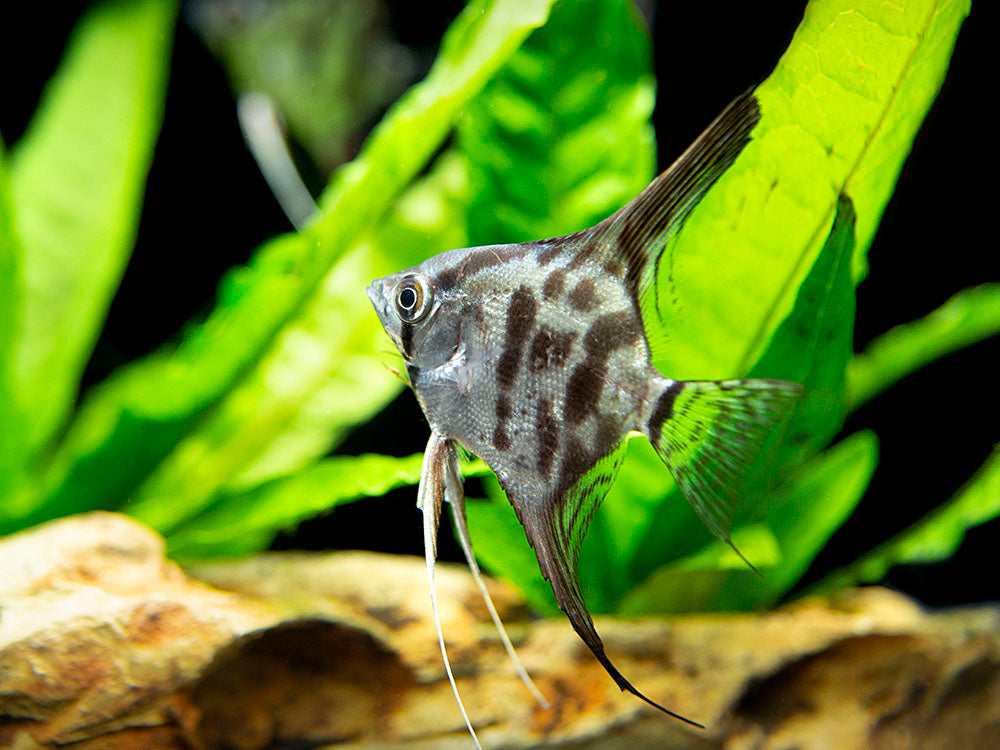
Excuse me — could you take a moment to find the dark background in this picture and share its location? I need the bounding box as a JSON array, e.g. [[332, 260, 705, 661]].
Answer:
[[2, 1, 995, 607]]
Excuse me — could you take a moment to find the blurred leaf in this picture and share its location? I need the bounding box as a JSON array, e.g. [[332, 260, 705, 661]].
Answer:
[[620, 431, 878, 614], [192, 0, 416, 172], [847, 284, 1000, 412], [0, 138, 24, 497], [127, 154, 472, 535], [11, 0, 553, 534], [814, 448, 1000, 593], [459, 0, 655, 244], [7, 0, 176, 464], [167, 452, 492, 560], [221, 152, 471, 493], [653, 0, 969, 380]]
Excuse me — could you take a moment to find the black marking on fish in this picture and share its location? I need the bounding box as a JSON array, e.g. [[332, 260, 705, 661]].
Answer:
[[536, 397, 559, 476], [564, 362, 606, 426], [543, 267, 567, 299], [497, 286, 537, 392], [494, 395, 512, 451], [583, 311, 642, 355], [400, 322, 414, 359], [529, 326, 576, 372], [648, 380, 684, 448], [435, 266, 459, 292], [569, 278, 597, 312]]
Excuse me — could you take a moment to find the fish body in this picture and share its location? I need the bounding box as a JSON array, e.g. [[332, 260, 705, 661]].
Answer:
[[367, 92, 800, 739]]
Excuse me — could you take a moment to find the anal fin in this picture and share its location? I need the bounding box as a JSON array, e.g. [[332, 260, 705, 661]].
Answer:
[[513, 440, 704, 728]]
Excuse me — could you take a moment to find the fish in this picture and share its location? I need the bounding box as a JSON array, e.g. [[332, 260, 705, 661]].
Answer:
[[367, 90, 801, 745]]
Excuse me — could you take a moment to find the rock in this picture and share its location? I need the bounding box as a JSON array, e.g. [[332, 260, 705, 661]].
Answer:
[[1, 512, 998, 749]]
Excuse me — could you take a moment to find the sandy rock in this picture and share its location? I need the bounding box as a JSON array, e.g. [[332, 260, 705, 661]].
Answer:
[[1, 512, 998, 749]]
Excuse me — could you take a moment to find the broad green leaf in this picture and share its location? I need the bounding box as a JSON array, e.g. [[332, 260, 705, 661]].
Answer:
[[748, 194, 857, 467], [125, 0, 554, 533], [653, 0, 970, 380], [0, 138, 24, 497], [459, 0, 655, 244], [847, 284, 1000, 412], [814, 448, 1000, 593], [167, 452, 492, 560], [130, 156, 470, 534], [620, 431, 878, 614], [11, 0, 553, 534], [7, 0, 176, 462]]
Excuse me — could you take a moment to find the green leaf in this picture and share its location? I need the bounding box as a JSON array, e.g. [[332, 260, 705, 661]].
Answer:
[[620, 431, 878, 614], [167, 452, 492, 560], [847, 284, 1000, 412], [748, 193, 857, 467], [127, 154, 472, 535], [651, 0, 970, 380], [11, 0, 553, 534], [0, 138, 25, 497], [7, 0, 177, 463], [814, 448, 1000, 593], [459, 0, 655, 244]]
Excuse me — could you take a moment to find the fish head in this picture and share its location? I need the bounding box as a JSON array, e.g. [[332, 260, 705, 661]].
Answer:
[[366, 260, 465, 374]]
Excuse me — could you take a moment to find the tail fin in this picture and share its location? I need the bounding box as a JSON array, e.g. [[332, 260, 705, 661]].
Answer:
[[643, 377, 801, 559]]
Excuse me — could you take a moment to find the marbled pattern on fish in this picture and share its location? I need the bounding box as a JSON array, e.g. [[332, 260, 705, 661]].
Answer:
[[367, 91, 801, 740]]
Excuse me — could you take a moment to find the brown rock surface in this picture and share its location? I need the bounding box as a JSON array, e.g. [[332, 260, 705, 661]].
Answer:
[[1, 512, 997, 749]]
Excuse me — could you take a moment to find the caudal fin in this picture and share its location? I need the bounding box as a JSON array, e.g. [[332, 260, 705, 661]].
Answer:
[[643, 377, 801, 554]]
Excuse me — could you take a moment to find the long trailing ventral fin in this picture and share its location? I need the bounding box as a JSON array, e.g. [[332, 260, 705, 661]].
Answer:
[[443, 442, 550, 709], [418, 433, 482, 749], [418, 432, 549, 749]]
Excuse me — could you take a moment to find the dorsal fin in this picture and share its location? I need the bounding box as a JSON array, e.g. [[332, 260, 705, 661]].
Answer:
[[593, 91, 760, 309]]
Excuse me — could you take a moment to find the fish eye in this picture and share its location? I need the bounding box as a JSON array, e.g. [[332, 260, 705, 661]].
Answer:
[[394, 274, 432, 323]]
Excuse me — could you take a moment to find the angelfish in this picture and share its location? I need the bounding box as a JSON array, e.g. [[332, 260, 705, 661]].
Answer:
[[367, 91, 800, 744]]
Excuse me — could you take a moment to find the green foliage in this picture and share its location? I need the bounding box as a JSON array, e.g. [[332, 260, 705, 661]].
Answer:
[[814, 448, 1000, 593], [0, 0, 992, 620], [846, 284, 1000, 411], [620, 431, 878, 614], [4, 0, 176, 512], [459, 0, 655, 244], [0, 0, 555, 537]]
